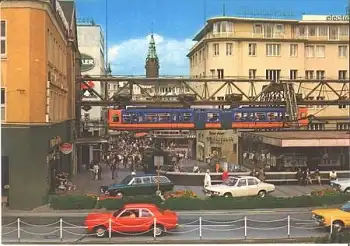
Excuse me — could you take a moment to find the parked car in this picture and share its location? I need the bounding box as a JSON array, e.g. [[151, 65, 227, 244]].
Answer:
[[330, 179, 350, 193], [85, 203, 178, 237], [204, 176, 275, 198], [100, 174, 174, 198], [312, 201, 350, 232]]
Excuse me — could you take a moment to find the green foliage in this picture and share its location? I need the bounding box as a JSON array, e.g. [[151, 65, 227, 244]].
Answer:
[[49, 195, 97, 210], [48, 193, 350, 211]]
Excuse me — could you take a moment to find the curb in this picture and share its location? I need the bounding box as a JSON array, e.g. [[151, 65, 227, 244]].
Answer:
[[1, 237, 322, 244], [1, 206, 324, 217]]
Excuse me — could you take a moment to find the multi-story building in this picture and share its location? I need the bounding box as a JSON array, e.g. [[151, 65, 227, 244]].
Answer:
[[187, 15, 349, 163], [1, 0, 80, 209], [77, 20, 107, 165]]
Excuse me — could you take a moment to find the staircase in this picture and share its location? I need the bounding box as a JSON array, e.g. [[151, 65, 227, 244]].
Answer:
[[283, 83, 299, 128]]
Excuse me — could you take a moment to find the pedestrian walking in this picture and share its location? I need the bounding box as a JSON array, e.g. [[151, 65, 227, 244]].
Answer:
[[110, 162, 116, 180], [204, 169, 211, 188]]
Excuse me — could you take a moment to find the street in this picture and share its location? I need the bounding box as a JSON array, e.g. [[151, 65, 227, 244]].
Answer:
[[1, 210, 328, 243]]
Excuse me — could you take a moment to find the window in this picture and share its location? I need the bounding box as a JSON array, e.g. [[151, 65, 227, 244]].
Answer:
[[207, 112, 219, 122], [264, 24, 273, 38], [213, 43, 219, 56], [339, 26, 348, 36], [315, 45, 325, 57], [253, 24, 262, 34], [210, 69, 215, 77], [305, 70, 314, 79], [119, 209, 139, 218], [266, 69, 281, 82], [266, 44, 281, 56], [248, 43, 256, 56], [290, 44, 298, 57], [275, 24, 284, 34], [237, 179, 247, 187], [316, 96, 325, 108], [249, 69, 256, 79], [247, 178, 258, 186], [1, 88, 5, 121], [308, 26, 316, 36], [305, 45, 315, 58], [338, 45, 348, 57], [140, 209, 153, 218], [226, 43, 232, 55], [142, 177, 152, 184], [152, 176, 170, 183], [308, 123, 325, 131], [226, 22, 233, 32], [298, 26, 306, 36], [318, 26, 328, 36], [290, 70, 298, 80], [329, 26, 338, 40], [199, 50, 202, 62], [217, 69, 224, 79], [132, 177, 143, 185], [316, 70, 325, 80], [338, 70, 347, 80], [1, 20, 6, 55]]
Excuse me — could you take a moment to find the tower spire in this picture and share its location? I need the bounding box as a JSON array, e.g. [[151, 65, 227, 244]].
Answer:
[[145, 26, 159, 78]]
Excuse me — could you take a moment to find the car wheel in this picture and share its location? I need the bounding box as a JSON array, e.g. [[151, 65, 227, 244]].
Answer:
[[223, 193, 232, 198], [258, 190, 266, 198], [153, 224, 164, 237], [344, 188, 350, 193], [94, 225, 107, 238], [332, 220, 344, 232]]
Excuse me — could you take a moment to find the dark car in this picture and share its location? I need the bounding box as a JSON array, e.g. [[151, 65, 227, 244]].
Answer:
[[100, 174, 174, 198]]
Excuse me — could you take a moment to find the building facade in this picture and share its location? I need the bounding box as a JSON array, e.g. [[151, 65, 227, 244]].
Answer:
[[76, 21, 107, 165], [187, 15, 349, 163], [1, 0, 80, 209]]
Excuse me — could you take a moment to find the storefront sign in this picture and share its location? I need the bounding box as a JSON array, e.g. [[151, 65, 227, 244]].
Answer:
[[60, 143, 73, 154], [81, 54, 95, 72]]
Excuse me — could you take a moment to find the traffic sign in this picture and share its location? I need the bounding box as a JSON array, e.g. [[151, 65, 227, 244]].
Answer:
[[60, 143, 73, 155]]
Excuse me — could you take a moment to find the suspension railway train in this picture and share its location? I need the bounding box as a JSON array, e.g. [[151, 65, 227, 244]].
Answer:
[[107, 107, 308, 130]]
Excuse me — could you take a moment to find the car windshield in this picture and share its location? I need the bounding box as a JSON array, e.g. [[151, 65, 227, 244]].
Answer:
[[113, 208, 124, 217], [120, 175, 133, 185], [340, 202, 350, 212], [223, 178, 238, 186]]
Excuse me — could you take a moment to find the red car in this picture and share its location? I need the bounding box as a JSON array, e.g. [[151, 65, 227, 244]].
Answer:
[[84, 203, 178, 237]]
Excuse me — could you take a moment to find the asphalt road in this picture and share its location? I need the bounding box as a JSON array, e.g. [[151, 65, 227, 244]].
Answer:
[[1, 210, 328, 243]]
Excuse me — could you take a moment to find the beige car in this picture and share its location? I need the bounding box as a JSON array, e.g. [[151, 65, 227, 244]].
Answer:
[[204, 176, 275, 198]]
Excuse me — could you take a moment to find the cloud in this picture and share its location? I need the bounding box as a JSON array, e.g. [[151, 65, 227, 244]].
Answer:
[[108, 34, 196, 76]]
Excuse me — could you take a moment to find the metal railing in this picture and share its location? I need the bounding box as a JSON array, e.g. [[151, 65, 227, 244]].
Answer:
[[1, 216, 334, 243]]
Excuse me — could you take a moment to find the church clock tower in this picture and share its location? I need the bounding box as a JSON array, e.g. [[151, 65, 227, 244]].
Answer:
[[145, 34, 159, 78]]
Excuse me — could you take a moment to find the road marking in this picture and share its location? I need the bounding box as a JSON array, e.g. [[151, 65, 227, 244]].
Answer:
[[55, 226, 88, 229]]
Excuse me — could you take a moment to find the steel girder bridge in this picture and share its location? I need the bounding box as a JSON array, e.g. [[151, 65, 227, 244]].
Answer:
[[75, 76, 350, 139]]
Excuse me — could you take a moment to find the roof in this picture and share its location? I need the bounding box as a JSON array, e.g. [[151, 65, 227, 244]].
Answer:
[[247, 131, 350, 140], [59, 0, 74, 26], [123, 203, 157, 209]]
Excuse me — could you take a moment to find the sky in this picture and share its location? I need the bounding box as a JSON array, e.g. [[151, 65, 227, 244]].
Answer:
[[75, 0, 349, 75]]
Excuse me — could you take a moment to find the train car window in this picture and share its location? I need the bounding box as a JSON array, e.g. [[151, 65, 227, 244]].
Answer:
[[172, 113, 177, 121], [279, 112, 285, 121], [112, 114, 119, 122], [181, 112, 192, 122], [267, 112, 278, 121], [144, 113, 158, 122], [242, 112, 248, 121], [158, 113, 171, 122], [234, 112, 242, 121], [207, 113, 219, 122], [123, 113, 131, 123], [255, 112, 266, 121], [248, 112, 255, 121], [131, 113, 139, 123]]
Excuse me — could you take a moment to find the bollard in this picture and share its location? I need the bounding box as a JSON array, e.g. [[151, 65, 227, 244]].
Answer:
[[153, 217, 157, 239], [17, 218, 20, 243], [59, 218, 63, 242], [330, 216, 333, 234], [244, 216, 247, 239], [287, 215, 290, 238], [199, 217, 202, 240], [108, 218, 112, 241]]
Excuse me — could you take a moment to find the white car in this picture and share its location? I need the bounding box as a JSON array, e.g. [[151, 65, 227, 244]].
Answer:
[[204, 176, 275, 198], [330, 178, 350, 193]]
